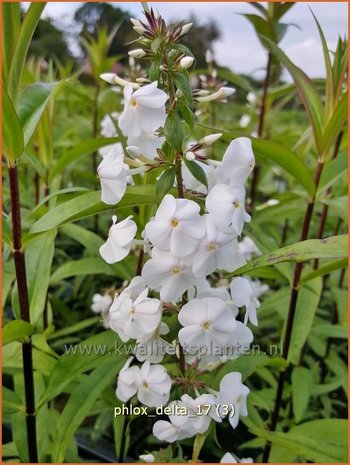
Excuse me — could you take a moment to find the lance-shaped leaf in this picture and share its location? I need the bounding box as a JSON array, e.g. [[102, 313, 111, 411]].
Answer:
[[252, 138, 316, 195], [18, 82, 63, 147], [226, 235, 348, 278], [2, 86, 24, 162], [261, 36, 324, 152], [7, 2, 46, 103], [2, 2, 21, 87], [319, 90, 348, 155]]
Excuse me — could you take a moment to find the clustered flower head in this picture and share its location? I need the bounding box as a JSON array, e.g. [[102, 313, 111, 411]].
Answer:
[[92, 8, 269, 462]]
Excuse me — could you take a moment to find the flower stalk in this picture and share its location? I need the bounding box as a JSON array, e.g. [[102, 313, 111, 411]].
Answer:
[[9, 164, 38, 463], [263, 159, 325, 462]]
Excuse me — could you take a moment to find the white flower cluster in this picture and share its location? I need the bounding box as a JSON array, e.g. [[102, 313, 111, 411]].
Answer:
[[95, 74, 267, 454]]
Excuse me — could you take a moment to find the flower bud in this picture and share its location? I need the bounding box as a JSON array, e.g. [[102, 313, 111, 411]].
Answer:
[[220, 87, 235, 97], [100, 73, 140, 89], [179, 22, 193, 37], [139, 454, 155, 463], [126, 146, 143, 158], [128, 48, 146, 59], [130, 18, 143, 28], [186, 151, 196, 161], [202, 133, 223, 146], [205, 50, 213, 64], [180, 56, 194, 69], [133, 26, 147, 35], [195, 86, 235, 103]]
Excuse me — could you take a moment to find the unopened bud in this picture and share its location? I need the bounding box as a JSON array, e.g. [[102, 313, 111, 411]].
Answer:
[[202, 133, 222, 146], [130, 18, 142, 27], [179, 22, 193, 37], [126, 146, 143, 158], [196, 86, 235, 103], [128, 48, 146, 59], [205, 50, 213, 64], [133, 26, 146, 35], [186, 151, 196, 161], [100, 73, 140, 89], [180, 56, 194, 69], [196, 90, 210, 97], [136, 77, 150, 83]]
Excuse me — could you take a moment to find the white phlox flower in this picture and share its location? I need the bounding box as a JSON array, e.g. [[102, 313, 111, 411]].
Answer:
[[139, 454, 155, 463], [180, 393, 220, 432], [192, 214, 246, 277], [127, 131, 165, 160], [119, 82, 167, 137], [100, 112, 119, 137], [249, 279, 269, 299], [178, 297, 237, 353], [152, 400, 196, 442], [109, 288, 162, 341], [97, 149, 127, 205], [116, 359, 171, 407], [224, 321, 254, 360], [144, 194, 206, 258], [91, 293, 112, 313], [230, 277, 260, 326], [135, 322, 174, 363], [142, 248, 197, 303], [217, 372, 250, 429], [99, 215, 137, 264], [206, 184, 250, 235], [221, 138, 255, 188]]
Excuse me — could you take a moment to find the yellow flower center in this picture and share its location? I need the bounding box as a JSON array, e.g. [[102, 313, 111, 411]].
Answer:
[[143, 382, 149, 389], [130, 97, 138, 108], [170, 217, 180, 228], [129, 306, 136, 317], [207, 241, 218, 251], [201, 320, 211, 331], [171, 266, 182, 275], [232, 200, 240, 208]]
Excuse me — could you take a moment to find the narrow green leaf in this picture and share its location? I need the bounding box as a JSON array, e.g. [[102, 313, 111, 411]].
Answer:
[[2, 320, 35, 346], [287, 278, 322, 364], [261, 37, 324, 150], [164, 110, 185, 153], [8, 2, 46, 103], [173, 72, 192, 104], [49, 137, 121, 180], [18, 82, 62, 146], [252, 138, 315, 195], [2, 2, 21, 87], [60, 223, 103, 255], [40, 330, 125, 405], [2, 85, 24, 162], [52, 357, 124, 462], [30, 185, 157, 234], [300, 258, 348, 285], [184, 159, 208, 190], [255, 419, 348, 462], [49, 257, 132, 283], [320, 90, 348, 155], [227, 235, 347, 278], [291, 366, 313, 423], [157, 166, 176, 199]]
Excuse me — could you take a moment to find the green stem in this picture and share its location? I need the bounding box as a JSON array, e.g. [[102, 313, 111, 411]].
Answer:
[[9, 163, 38, 463]]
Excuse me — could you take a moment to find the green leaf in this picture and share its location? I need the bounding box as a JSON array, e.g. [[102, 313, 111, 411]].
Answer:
[[252, 138, 315, 195], [291, 366, 313, 423], [226, 235, 348, 278], [164, 111, 185, 153], [49, 137, 121, 180], [300, 258, 348, 285], [60, 223, 103, 255], [18, 82, 62, 146], [243, 14, 277, 43], [287, 277, 322, 364], [311, 324, 348, 340], [256, 419, 348, 462], [2, 2, 21, 87], [157, 166, 176, 199], [261, 37, 324, 150], [173, 72, 192, 104], [184, 159, 208, 190], [30, 185, 157, 234], [52, 357, 124, 462], [2, 320, 35, 346], [2, 85, 24, 162], [320, 91, 348, 155], [8, 2, 46, 103], [49, 257, 133, 283], [40, 330, 124, 404]]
